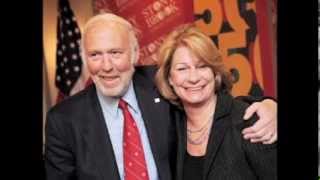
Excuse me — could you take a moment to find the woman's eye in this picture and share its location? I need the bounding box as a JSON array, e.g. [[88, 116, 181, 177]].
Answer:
[[198, 64, 208, 69], [176, 67, 187, 71]]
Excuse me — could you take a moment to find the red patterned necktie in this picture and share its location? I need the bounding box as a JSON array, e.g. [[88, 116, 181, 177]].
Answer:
[[118, 99, 150, 180]]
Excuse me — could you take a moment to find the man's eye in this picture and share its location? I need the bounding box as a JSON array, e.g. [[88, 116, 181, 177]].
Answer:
[[88, 52, 103, 61], [110, 50, 123, 55], [89, 52, 101, 57], [109, 50, 123, 58], [111, 51, 121, 54]]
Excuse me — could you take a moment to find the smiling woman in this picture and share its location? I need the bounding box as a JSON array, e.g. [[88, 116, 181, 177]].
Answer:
[[155, 24, 233, 107], [155, 24, 277, 180]]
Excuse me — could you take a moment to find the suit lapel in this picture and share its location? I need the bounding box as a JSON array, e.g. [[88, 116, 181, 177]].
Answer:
[[132, 70, 171, 180], [202, 93, 233, 179], [81, 85, 120, 180]]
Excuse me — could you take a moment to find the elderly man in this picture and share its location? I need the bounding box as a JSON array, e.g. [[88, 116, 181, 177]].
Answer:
[[45, 13, 277, 180]]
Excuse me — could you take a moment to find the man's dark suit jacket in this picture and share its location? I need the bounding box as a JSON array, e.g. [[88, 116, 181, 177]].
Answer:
[[174, 92, 277, 180], [45, 66, 177, 180]]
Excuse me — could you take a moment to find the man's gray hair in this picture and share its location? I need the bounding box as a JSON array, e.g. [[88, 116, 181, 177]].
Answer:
[[80, 13, 140, 65]]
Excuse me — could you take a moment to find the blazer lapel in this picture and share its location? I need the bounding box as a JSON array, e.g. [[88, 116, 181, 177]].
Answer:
[[81, 85, 120, 180], [175, 109, 187, 180], [202, 93, 233, 180]]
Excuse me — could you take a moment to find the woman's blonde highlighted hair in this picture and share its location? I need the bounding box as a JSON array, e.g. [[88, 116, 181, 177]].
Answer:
[[155, 23, 233, 105]]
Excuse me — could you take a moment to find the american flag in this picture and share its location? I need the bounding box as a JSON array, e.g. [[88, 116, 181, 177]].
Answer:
[[55, 0, 90, 103]]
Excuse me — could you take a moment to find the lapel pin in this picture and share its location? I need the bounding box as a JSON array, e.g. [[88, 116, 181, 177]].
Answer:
[[154, 98, 160, 103]]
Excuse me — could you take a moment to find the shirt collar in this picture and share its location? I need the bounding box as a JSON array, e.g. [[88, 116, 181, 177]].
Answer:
[[96, 81, 139, 117], [121, 81, 139, 113]]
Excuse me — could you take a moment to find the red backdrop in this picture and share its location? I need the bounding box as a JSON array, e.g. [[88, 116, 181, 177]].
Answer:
[[93, 0, 276, 98]]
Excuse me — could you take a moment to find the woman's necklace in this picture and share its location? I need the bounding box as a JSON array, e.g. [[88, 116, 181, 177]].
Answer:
[[187, 126, 211, 145], [187, 115, 213, 133], [187, 114, 214, 145], [187, 112, 214, 133]]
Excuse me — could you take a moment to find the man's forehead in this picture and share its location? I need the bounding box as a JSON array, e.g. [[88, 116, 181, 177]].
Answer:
[[86, 20, 129, 34], [84, 23, 130, 45], [84, 25, 130, 51]]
